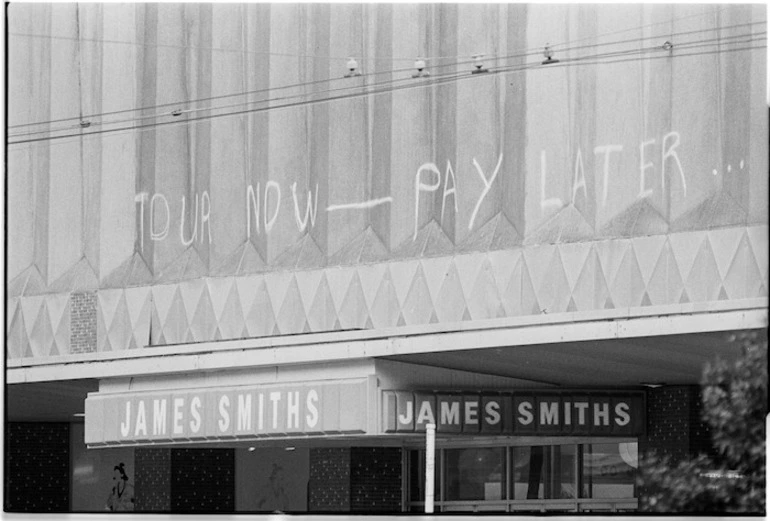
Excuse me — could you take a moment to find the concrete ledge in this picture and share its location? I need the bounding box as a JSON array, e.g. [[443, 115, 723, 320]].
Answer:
[[6, 299, 768, 384]]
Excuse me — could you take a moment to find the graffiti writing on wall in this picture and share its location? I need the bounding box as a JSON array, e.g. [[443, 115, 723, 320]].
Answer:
[[133, 131, 707, 250]]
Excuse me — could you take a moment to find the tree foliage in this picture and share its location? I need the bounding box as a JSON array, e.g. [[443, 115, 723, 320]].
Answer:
[[639, 331, 767, 513]]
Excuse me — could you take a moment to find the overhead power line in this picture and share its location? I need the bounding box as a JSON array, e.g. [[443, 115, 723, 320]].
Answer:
[[7, 36, 765, 147], [7, 19, 765, 135], [7, 3, 732, 62]]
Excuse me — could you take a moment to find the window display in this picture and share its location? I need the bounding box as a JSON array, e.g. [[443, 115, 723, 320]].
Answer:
[[408, 441, 638, 512]]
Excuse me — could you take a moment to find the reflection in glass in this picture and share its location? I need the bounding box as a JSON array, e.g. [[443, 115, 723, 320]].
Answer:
[[512, 446, 544, 499], [553, 444, 577, 499], [445, 448, 505, 500], [581, 442, 638, 499], [408, 449, 441, 502], [511, 446, 577, 500]]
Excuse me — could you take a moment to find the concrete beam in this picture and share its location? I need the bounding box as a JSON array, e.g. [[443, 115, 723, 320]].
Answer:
[[6, 299, 767, 384]]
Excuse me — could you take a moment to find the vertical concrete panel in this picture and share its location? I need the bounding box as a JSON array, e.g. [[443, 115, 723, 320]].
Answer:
[[524, 5, 570, 234], [307, 4, 331, 253], [79, 4, 103, 275], [100, 4, 140, 281], [20, 3, 52, 283], [210, 4, 247, 271], [327, 4, 367, 256], [6, 147, 35, 282], [718, 5, 753, 217], [748, 5, 769, 224], [244, 3, 271, 262], [185, 3, 213, 270], [456, 4, 500, 242], [48, 4, 84, 285], [388, 4, 430, 250], [593, 6, 645, 230], [567, 4, 598, 230], [432, 4, 459, 238], [135, 4, 157, 270], [7, 6, 47, 282], [500, 4, 528, 237], [368, 3, 392, 248], [266, 4, 308, 262], [669, 5, 722, 222], [152, 4, 191, 273], [640, 4, 674, 223]]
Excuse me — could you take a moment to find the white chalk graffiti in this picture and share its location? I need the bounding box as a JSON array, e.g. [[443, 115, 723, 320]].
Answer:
[[414, 163, 442, 240], [150, 193, 170, 242], [290, 182, 319, 232], [246, 182, 281, 238], [639, 139, 656, 199], [326, 197, 393, 212], [134, 130, 696, 251], [134, 190, 211, 251], [539, 131, 687, 214], [594, 144, 624, 207], [468, 154, 503, 231], [661, 131, 687, 198]]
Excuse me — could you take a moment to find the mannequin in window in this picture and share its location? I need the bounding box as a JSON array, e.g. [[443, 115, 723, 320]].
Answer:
[[106, 462, 135, 511]]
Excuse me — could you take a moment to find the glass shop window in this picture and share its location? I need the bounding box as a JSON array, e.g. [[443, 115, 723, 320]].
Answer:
[[407, 449, 441, 506], [581, 442, 638, 499], [510, 445, 577, 500], [445, 448, 505, 501]]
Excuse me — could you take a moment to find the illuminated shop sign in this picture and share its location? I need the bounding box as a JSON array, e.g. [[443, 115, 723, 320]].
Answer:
[[382, 391, 644, 436], [85, 380, 369, 447]]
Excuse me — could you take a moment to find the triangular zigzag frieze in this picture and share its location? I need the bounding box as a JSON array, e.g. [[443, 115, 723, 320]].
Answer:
[[217, 281, 245, 340], [609, 247, 646, 309], [295, 270, 325, 315], [30, 300, 53, 358], [189, 284, 217, 342], [125, 287, 151, 350], [645, 242, 685, 306], [276, 276, 307, 336], [307, 274, 339, 333], [7, 302, 27, 359], [369, 269, 399, 329], [107, 292, 132, 352], [245, 277, 277, 338], [434, 261, 466, 323], [162, 287, 191, 345], [401, 263, 433, 325], [467, 257, 501, 320], [338, 271, 369, 330], [723, 233, 763, 300], [685, 238, 721, 302]]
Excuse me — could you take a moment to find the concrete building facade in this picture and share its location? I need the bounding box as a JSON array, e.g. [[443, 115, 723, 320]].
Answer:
[[5, 3, 768, 513]]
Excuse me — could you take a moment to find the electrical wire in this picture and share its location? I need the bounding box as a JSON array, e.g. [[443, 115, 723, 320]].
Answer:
[[8, 36, 765, 147], [8, 36, 765, 146], [8, 17, 763, 132], [7, 3, 733, 63], [8, 28, 763, 140], [549, 4, 729, 49]]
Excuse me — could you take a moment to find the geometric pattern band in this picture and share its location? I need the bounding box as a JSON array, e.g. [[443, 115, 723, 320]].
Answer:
[[6, 225, 768, 360]]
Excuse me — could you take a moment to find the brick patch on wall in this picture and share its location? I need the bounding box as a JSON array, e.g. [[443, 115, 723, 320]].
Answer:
[[641, 385, 715, 464], [350, 447, 402, 513], [642, 386, 692, 463], [134, 448, 171, 512], [639, 385, 717, 511], [4, 422, 70, 512], [308, 448, 351, 512], [171, 449, 235, 512], [70, 292, 97, 353]]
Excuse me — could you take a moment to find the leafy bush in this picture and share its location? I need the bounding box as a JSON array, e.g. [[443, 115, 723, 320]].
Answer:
[[639, 331, 767, 513]]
